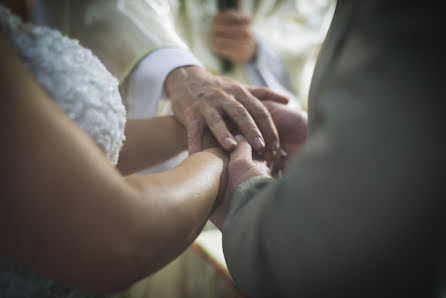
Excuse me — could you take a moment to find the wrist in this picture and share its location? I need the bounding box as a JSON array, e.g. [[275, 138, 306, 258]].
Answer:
[[202, 147, 229, 165], [202, 147, 229, 208], [164, 65, 203, 97]]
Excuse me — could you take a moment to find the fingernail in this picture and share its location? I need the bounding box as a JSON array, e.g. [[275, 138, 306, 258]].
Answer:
[[224, 137, 237, 147], [235, 135, 245, 143], [279, 148, 288, 157], [253, 136, 265, 150], [270, 140, 279, 150]]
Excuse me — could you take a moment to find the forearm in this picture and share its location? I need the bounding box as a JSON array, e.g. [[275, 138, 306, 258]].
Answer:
[[125, 148, 228, 274], [0, 36, 228, 293], [117, 117, 221, 175], [117, 117, 187, 175]]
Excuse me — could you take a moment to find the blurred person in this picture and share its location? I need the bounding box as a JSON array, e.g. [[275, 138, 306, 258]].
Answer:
[[211, 1, 446, 297], [0, 5, 235, 297], [210, 0, 334, 107], [28, 0, 333, 161]]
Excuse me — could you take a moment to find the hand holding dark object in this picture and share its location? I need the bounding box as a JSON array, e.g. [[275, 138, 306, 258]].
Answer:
[[216, 0, 240, 71], [211, 9, 257, 65]]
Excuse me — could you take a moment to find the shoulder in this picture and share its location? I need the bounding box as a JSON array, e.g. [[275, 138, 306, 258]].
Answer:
[[0, 4, 126, 165]]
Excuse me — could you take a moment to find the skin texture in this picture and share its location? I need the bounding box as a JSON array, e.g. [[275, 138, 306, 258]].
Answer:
[[117, 117, 221, 175], [210, 103, 308, 230], [164, 65, 289, 154], [262, 101, 308, 171], [0, 36, 228, 293], [210, 135, 271, 229], [211, 9, 257, 64], [117, 116, 187, 175]]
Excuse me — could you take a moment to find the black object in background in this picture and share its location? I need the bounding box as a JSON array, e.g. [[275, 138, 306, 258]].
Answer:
[[218, 0, 238, 73]]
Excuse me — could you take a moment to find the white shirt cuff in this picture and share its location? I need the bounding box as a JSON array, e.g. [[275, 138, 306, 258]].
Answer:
[[126, 47, 202, 119]]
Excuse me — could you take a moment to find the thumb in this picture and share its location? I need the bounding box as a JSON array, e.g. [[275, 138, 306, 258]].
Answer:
[[230, 135, 252, 162]]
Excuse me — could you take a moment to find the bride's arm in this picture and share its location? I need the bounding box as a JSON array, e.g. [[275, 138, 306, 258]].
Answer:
[[117, 117, 220, 175], [0, 36, 227, 292], [117, 117, 187, 175]]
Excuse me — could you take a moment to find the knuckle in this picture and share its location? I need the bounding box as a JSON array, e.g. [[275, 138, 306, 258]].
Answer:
[[197, 90, 207, 99], [229, 159, 251, 172], [228, 84, 245, 96], [220, 76, 234, 86], [199, 101, 211, 115], [206, 112, 223, 129], [184, 106, 196, 120], [233, 104, 249, 118], [253, 105, 271, 121], [199, 99, 209, 110], [207, 87, 226, 99]]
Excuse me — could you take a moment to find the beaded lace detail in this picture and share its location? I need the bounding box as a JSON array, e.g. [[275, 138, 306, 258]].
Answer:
[[0, 4, 126, 165]]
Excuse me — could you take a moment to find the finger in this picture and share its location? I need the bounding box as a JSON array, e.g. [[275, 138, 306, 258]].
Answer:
[[211, 36, 250, 52], [262, 150, 273, 165], [200, 100, 237, 151], [230, 135, 252, 162], [220, 95, 265, 152], [229, 86, 280, 151], [213, 10, 250, 27], [248, 87, 289, 104], [211, 34, 256, 64], [211, 25, 251, 39], [210, 37, 238, 55], [185, 111, 204, 154]]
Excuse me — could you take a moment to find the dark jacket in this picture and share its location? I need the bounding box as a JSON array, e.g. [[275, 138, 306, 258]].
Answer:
[[222, 1, 446, 297]]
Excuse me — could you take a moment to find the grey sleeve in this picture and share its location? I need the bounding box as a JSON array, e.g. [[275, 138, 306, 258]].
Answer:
[[222, 2, 445, 296]]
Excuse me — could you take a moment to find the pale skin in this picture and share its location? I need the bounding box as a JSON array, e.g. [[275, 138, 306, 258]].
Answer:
[[117, 116, 187, 175], [0, 36, 228, 293], [165, 65, 289, 154]]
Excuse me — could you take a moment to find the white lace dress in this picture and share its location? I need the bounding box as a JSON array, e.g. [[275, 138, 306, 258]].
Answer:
[[0, 5, 126, 297]]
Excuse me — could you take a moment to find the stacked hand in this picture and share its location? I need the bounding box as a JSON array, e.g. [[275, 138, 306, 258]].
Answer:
[[165, 65, 289, 154], [210, 135, 271, 229], [211, 103, 307, 230]]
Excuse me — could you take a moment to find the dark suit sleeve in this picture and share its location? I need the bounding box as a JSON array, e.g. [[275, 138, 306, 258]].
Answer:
[[222, 2, 445, 297]]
